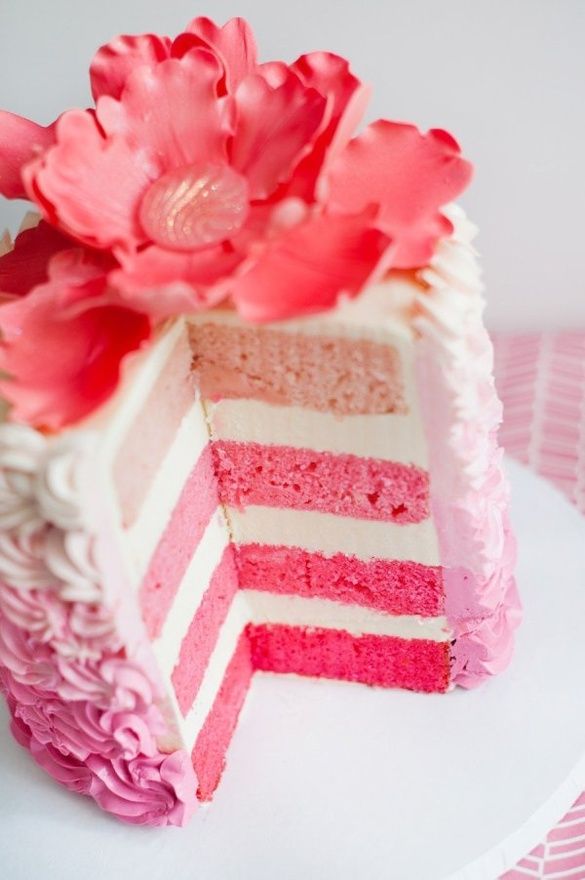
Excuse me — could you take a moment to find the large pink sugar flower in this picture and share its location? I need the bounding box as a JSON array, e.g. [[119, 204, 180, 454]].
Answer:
[[1, 16, 472, 326], [0, 223, 151, 429]]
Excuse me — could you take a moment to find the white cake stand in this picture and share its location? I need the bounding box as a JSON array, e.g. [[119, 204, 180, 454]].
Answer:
[[0, 459, 584, 880]]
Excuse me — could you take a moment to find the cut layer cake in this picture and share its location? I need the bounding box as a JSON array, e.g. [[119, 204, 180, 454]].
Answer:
[[0, 15, 520, 825]]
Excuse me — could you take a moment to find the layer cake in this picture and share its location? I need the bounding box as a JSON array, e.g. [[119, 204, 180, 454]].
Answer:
[[0, 15, 520, 825]]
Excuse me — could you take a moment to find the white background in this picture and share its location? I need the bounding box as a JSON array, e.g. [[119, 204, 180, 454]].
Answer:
[[0, 0, 583, 330]]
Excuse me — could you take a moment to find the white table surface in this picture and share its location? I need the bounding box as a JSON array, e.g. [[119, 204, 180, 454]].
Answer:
[[0, 459, 584, 880]]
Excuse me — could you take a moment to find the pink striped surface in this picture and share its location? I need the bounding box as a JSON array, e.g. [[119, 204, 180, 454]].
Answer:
[[494, 331, 585, 879]]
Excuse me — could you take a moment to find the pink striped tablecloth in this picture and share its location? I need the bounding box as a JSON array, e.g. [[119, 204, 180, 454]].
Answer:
[[493, 331, 585, 880]]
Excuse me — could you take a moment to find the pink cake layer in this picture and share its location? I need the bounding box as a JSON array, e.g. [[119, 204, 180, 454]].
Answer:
[[140, 445, 218, 639], [247, 624, 450, 693], [114, 331, 195, 528], [191, 624, 449, 802], [213, 440, 429, 523], [172, 546, 239, 716], [189, 322, 407, 415], [192, 630, 254, 802], [235, 543, 444, 617]]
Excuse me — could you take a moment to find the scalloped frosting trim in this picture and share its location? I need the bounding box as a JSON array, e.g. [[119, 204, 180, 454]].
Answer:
[[0, 424, 196, 826]]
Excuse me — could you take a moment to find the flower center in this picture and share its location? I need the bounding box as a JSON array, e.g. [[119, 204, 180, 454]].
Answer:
[[139, 164, 249, 251]]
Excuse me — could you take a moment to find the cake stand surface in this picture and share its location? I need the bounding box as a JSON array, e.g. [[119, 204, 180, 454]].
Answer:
[[0, 458, 584, 880]]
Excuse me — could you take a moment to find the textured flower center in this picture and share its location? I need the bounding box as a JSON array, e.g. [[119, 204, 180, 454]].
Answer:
[[139, 164, 249, 251]]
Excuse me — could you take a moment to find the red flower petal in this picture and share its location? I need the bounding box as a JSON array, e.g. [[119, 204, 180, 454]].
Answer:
[[97, 50, 231, 173], [0, 112, 57, 199], [90, 33, 172, 101], [0, 222, 72, 296], [111, 244, 244, 318], [0, 253, 150, 429], [24, 110, 154, 252], [287, 52, 370, 198], [184, 17, 257, 94], [326, 120, 473, 268], [230, 72, 327, 199], [229, 210, 393, 322]]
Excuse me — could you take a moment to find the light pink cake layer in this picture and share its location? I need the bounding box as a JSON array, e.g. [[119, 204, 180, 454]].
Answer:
[[248, 624, 450, 693], [172, 546, 239, 717], [235, 544, 444, 616], [140, 445, 218, 639], [189, 322, 406, 415], [114, 331, 196, 528], [192, 630, 253, 802], [213, 440, 429, 523]]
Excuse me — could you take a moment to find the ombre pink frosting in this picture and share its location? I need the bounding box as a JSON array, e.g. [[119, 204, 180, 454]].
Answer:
[[415, 206, 521, 687], [0, 426, 197, 825]]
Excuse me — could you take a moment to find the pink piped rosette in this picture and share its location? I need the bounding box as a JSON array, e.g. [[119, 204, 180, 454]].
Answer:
[[0, 16, 473, 826]]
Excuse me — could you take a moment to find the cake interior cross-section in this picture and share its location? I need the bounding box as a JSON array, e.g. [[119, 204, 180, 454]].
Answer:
[[75, 228, 518, 803]]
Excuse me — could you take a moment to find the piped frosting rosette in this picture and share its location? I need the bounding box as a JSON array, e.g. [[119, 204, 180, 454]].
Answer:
[[0, 423, 196, 826]]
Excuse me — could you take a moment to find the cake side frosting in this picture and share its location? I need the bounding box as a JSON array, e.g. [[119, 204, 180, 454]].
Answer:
[[0, 424, 198, 825], [0, 12, 517, 827], [415, 206, 521, 686]]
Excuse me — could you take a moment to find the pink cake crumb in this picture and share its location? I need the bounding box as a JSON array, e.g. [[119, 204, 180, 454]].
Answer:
[[213, 440, 429, 523], [172, 546, 239, 716], [192, 631, 254, 801], [248, 624, 450, 693], [114, 332, 196, 528], [189, 322, 406, 415], [236, 544, 444, 616], [140, 445, 218, 639]]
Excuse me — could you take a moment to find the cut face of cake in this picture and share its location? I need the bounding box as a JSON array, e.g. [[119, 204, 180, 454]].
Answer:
[[0, 207, 519, 820], [0, 16, 520, 827]]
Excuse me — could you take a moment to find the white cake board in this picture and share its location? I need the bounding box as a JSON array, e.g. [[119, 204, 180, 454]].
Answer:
[[0, 458, 584, 880]]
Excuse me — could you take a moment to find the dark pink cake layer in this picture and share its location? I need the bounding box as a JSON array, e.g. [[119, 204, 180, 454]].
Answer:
[[189, 321, 406, 415], [248, 624, 450, 693], [172, 546, 239, 717], [192, 631, 254, 802], [114, 330, 196, 528], [213, 440, 429, 523], [235, 544, 444, 616], [140, 445, 218, 639]]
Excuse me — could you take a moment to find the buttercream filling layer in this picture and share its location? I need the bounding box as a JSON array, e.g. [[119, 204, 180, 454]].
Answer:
[[214, 440, 429, 523], [206, 398, 428, 465], [227, 505, 440, 564]]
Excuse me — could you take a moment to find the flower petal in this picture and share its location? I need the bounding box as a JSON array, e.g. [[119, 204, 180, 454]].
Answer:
[[326, 120, 473, 268], [288, 52, 370, 198], [184, 17, 257, 94], [24, 110, 154, 251], [90, 33, 172, 101], [0, 112, 57, 199], [111, 244, 243, 318], [0, 252, 151, 429], [231, 72, 326, 200], [97, 50, 231, 173], [0, 222, 72, 295], [230, 210, 393, 322]]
